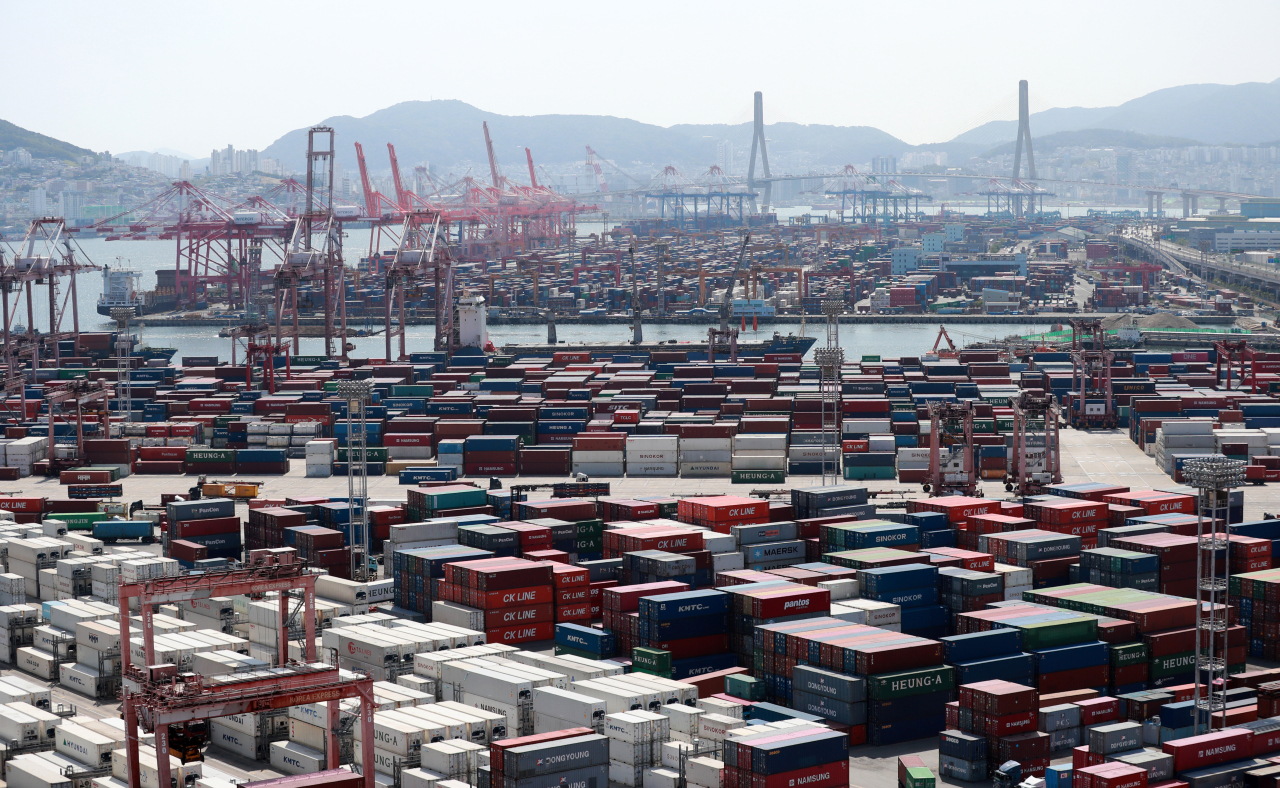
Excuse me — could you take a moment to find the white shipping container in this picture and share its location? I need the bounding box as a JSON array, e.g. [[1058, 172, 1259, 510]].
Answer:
[[208, 721, 261, 761], [627, 463, 677, 477], [8, 758, 72, 788], [269, 741, 325, 776], [532, 687, 606, 728], [288, 719, 328, 752], [56, 721, 115, 766], [18, 647, 57, 679]]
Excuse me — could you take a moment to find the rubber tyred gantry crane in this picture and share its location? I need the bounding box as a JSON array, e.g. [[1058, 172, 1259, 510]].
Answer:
[[120, 558, 376, 788]]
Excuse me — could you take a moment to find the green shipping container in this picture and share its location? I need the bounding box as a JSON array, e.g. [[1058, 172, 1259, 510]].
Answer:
[[845, 467, 895, 480], [862, 355, 881, 363], [424, 487, 488, 511], [187, 448, 236, 463], [55, 512, 104, 531], [725, 674, 765, 702], [1016, 617, 1097, 650], [574, 537, 603, 552], [732, 470, 785, 484], [574, 520, 606, 536], [632, 647, 672, 677], [1150, 651, 1196, 678], [867, 665, 955, 700], [1110, 642, 1147, 667], [290, 356, 329, 366], [554, 645, 602, 661], [904, 767, 936, 788]]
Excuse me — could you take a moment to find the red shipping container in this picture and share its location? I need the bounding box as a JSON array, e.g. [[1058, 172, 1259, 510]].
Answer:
[[549, 565, 590, 588], [486, 621, 554, 645], [0, 497, 44, 513], [171, 516, 241, 538], [751, 587, 831, 619], [647, 633, 731, 660], [555, 603, 592, 621], [478, 585, 554, 609], [556, 587, 590, 605], [1162, 729, 1253, 772], [167, 540, 208, 562], [752, 760, 848, 788], [59, 469, 114, 485], [485, 604, 552, 629], [1075, 697, 1119, 725], [139, 446, 188, 461]]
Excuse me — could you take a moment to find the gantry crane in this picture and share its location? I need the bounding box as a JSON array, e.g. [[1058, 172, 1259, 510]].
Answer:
[[43, 378, 114, 475], [1007, 390, 1062, 496], [1215, 339, 1259, 393], [1066, 318, 1118, 429], [925, 400, 978, 497], [120, 558, 377, 788], [709, 232, 752, 362]]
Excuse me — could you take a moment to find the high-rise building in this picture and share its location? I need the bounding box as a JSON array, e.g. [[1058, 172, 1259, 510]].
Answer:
[[28, 188, 47, 215], [181, 161, 191, 181], [872, 156, 897, 175], [716, 140, 735, 174], [209, 149, 222, 176]]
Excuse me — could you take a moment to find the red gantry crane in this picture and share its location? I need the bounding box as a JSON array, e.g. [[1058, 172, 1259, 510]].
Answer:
[[120, 555, 377, 788]]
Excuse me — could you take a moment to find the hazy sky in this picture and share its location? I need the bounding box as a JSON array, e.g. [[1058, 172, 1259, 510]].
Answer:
[[6, 0, 1279, 157]]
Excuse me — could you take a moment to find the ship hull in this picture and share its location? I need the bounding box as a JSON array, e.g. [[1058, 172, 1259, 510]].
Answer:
[[502, 334, 817, 359], [97, 300, 181, 318]]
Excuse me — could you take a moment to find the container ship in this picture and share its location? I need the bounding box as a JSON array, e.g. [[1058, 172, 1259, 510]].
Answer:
[[96, 264, 182, 318], [501, 331, 817, 359]]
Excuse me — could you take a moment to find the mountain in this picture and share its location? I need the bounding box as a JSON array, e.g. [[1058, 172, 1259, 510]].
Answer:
[[981, 129, 1203, 157], [952, 78, 1280, 147], [261, 100, 908, 173], [0, 119, 95, 161]]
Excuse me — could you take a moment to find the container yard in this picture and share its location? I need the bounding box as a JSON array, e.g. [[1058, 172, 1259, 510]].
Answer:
[[3, 106, 1280, 788]]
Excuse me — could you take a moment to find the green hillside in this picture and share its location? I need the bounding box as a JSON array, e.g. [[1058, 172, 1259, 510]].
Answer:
[[0, 119, 95, 161]]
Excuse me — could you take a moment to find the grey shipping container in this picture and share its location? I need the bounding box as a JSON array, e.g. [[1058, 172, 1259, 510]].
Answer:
[[1038, 704, 1081, 732], [938, 755, 987, 782], [506, 764, 608, 788], [731, 522, 798, 545], [791, 665, 866, 704], [503, 734, 607, 778], [1087, 722, 1142, 755], [1115, 750, 1173, 782], [1178, 758, 1271, 788]]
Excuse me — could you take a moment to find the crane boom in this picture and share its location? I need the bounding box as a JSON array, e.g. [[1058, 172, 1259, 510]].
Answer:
[[525, 148, 538, 189], [719, 233, 752, 332], [483, 122, 501, 188], [354, 142, 379, 217], [387, 143, 410, 209]]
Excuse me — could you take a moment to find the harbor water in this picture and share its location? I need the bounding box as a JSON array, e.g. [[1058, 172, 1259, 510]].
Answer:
[[52, 237, 1055, 361]]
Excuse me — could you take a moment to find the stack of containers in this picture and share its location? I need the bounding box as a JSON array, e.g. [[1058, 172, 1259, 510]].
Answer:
[[305, 440, 333, 478], [463, 435, 519, 477], [792, 485, 871, 518], [551, 563, 592, 626], [498, 730, 609, 788], [724, 723, 849, 788], [791, 663, 867, 732], [679, 427, 732, 479], [677, 496, 769, 532], [941, 629, 1034, 688], [637, 590, 734, 679], [1076, 548, 1160, 591], [436, 439, 465, 472], [166, 497, 240, 563], [941, 680, 1044, 782], [860, 563, 947, 638], [720, 581, 830, 673], [602, 581, 689, 657], [245, 506, 307, 551], [1110, 533, 1199, 598], [573, 434, 625, 477], [625, 436, 678, 477], [439, 558, 554, 645], [979, 530, 1082, 590], [731, 433, 786, 484], [605, 710, 669, 788], [938, 567, 1004, 631]]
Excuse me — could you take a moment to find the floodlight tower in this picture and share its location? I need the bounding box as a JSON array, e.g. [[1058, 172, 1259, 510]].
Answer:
[[339, 379, 373, 581], [111, 308, 134, 423], [1185, 455, 1245, 734], [816, 299, 844, 485]]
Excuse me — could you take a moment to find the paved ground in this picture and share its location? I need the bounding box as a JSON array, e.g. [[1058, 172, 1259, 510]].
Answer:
[[6, 427, 1276, 521]]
